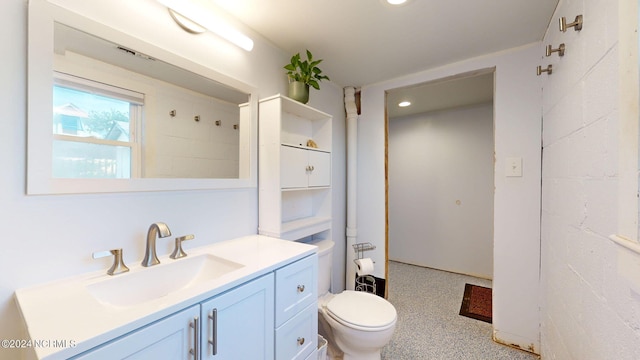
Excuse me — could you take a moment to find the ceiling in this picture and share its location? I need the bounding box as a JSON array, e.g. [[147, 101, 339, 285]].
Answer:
[[386, 70, 494, 118], [211, 0, 559, 87]]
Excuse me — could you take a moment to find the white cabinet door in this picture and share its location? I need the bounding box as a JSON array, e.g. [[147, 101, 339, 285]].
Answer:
[[200, 273, 275, 360], [307, 151, 330, 187], [281, 146, 331, 189], [72, 305, 199, 360], [281, 146, 308, 189]]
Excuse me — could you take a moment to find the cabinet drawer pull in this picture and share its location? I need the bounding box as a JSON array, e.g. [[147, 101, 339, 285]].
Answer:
[[190, 317, 200, 360], [208, 309, 218, 356], [297, 284, 305, 293], [297, 337, 305, 346]]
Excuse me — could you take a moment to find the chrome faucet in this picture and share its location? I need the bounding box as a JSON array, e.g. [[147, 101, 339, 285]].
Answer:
[[141, 222, 172, 267]]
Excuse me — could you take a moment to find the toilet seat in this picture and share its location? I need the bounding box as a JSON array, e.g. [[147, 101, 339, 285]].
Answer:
[[325, 291, 397, 331]]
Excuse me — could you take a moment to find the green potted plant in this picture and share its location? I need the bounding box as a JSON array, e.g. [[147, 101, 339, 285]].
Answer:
[[284, 50, 330, 104]]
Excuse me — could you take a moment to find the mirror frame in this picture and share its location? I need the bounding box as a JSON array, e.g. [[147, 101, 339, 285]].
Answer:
[[27, 0, 258, 194]]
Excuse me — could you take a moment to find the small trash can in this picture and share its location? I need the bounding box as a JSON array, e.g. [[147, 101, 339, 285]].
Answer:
[[317, 334, 328, 360]]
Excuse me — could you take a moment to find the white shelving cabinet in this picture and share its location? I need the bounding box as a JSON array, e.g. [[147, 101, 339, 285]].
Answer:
[[259, 94, 332, 241]]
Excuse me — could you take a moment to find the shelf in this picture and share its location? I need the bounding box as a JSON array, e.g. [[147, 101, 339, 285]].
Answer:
[[258, 216, 331, 241], [259, 94, 331, 121], [281, 186, 331, 192], [280, 216, 332, 241], [281, 143, 331, 154]]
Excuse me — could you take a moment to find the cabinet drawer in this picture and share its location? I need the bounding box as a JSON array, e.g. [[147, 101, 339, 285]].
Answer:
[[275, 254, 318, 326], [275, 303, 318, 360]]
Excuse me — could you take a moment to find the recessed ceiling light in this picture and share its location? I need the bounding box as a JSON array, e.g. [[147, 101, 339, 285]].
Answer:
[[398, 101, 411, 107], [380, 0, 411, 7]]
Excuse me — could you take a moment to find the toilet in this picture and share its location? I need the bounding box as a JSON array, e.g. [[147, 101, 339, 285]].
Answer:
[[314, 239, 397, 360]]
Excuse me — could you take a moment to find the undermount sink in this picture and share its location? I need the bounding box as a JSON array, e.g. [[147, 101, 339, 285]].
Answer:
[[87, 254, 244, 307]]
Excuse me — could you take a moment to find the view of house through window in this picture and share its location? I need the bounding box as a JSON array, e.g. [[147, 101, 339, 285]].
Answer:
[[52, 74, 142, 178]]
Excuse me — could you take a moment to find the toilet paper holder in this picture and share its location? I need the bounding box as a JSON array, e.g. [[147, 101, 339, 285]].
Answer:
[[352, 242, 376, 262], [352, 242, 377, 294]]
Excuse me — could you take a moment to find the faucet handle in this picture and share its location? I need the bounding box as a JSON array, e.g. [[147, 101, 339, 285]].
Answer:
[[93, 249, 130, 276], [170, 235, 195, 259]]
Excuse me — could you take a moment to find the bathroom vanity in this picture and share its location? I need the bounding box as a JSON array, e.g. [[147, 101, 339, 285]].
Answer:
[[14, 235, 318, 360]]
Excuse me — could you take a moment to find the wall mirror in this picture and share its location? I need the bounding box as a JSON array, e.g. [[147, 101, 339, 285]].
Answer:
[[27, 0, 258, 194]]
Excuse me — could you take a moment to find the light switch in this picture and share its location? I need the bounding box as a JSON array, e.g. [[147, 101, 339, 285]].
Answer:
[[506, 157, 523, 177]]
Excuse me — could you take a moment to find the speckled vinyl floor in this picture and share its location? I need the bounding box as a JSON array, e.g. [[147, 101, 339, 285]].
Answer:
[[380, 261, 540, 360]]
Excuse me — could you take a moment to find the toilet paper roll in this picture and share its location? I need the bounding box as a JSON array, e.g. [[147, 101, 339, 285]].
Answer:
[[355, 258, 375, 276]]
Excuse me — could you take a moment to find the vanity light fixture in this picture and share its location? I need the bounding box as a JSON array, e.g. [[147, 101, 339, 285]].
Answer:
[[157, 0, 254, 51], [168, 9, 206, 34], [387, 0, 408, 4], [398, 101, 411, 107]]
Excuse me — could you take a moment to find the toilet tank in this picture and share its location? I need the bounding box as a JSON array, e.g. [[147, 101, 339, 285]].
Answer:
[[313, 239, 334, 296]]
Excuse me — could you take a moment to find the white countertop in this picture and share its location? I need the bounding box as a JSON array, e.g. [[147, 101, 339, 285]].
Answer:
[[14, 235, 317, 360]]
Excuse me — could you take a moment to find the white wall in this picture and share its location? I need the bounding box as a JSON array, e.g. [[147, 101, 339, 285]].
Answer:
[[540, 0, 640, 358], [388, 103, 494, 279], [150, 86, 240, 179], [359, 45, 542, 352], [1, 0, 345, 358]]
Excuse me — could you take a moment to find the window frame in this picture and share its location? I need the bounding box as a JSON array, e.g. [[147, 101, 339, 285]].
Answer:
[[52, 72, 143, 179]]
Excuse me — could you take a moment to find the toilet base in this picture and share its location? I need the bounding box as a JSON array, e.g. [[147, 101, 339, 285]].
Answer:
[[335, 339, 384, 360], [318, 305, 394, 360], [342, 352, 382, 360], [322, 351, 381, 360], [324, 352, 381, 360], [318, 311, 344, 359]]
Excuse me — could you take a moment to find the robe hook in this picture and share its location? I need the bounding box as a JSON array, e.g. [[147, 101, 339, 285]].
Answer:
[[559, 15, 583, 32], [546, 44, 566, 57], [537, 65, 553, 76]]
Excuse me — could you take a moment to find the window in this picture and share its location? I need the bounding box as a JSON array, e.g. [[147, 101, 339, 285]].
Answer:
[[52, 73, 143, 178]]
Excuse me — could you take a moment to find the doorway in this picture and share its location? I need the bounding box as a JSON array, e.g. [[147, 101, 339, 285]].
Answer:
[[384, 69, 496, 284]]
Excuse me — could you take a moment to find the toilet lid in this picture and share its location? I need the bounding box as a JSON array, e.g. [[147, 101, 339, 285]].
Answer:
[[326, 291, 396, 329]]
